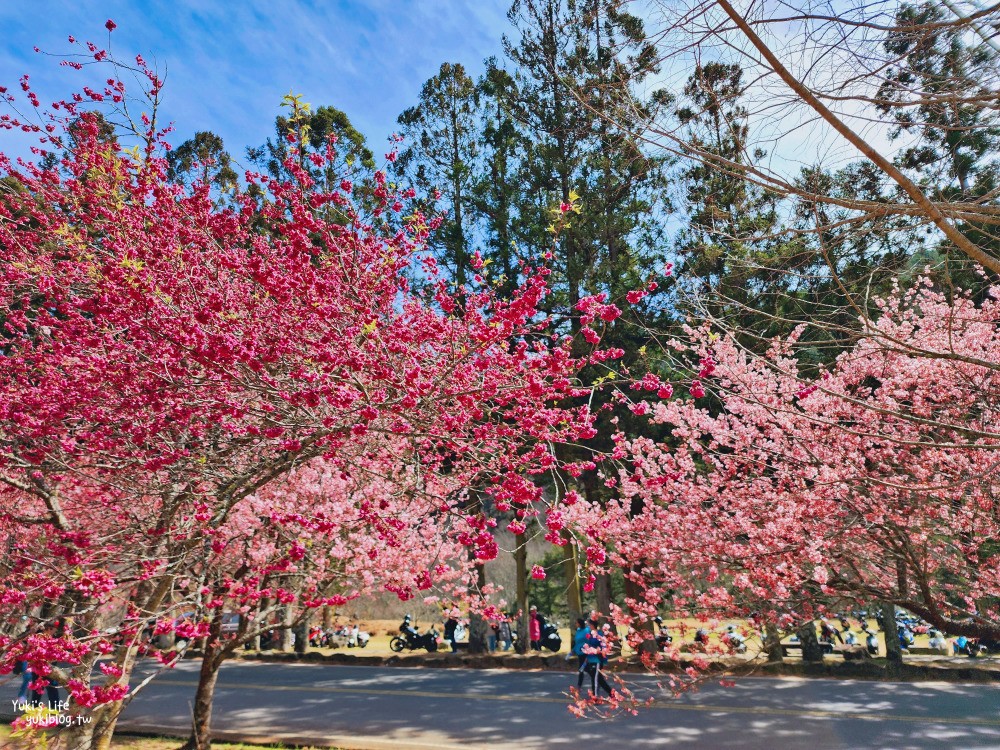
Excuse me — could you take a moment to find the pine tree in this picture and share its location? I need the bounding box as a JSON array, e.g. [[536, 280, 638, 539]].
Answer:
[[249, 96, 374, 193], [167, 131, 238, 194], [396, 63, 480, 288], [503, 0, 672, 624], [674, 63, 783, 310], [503, 0, 670, 322], [473, 62, 527, 299], [878, 1, 1000, 292]]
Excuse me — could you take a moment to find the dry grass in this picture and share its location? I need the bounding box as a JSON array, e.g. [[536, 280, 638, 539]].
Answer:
[[247, 615, 949, 661]]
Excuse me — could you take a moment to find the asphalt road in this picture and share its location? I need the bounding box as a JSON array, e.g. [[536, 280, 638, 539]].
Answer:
[[107, 660, 1000, 750]]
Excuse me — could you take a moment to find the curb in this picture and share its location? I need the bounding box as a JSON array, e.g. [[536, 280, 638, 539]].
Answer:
[[214, 649, 1000, 682]]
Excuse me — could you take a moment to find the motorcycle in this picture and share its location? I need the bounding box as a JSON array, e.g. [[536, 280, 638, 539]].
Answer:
[[347, 626, 369, 648], [326, 625, 352, 648], [653, 616, 672, 651], [390, 621, 439, 653], [309, 626, 328, 648], [897, 626, 915, 650], [864, 630, 879, 655], [954, 635, 991, 657], [723, 627, 747, 654], [540, 622, 561, 652], [978, 638, 1000, 655]]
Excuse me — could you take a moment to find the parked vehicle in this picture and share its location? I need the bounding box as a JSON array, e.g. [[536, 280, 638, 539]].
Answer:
[[326, 625, 352, 648], [977, 638, 1000, 655], [347, 624, 369, 648], [391, 615, 439, 652], [540, 622, 561, 652], [309, 626, 328, 647], [723, 625, 747, 653], [653, 616, 672, 651], [955, 636, 996, 657], [146, 612, 198, 651], [897, 625, 915, 650]]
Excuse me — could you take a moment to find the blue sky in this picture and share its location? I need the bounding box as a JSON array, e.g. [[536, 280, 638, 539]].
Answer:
[[0, 0, 510, 164]]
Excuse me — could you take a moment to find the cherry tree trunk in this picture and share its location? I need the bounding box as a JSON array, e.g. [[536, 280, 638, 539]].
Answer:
[[595, 571, 612, 620], [621, 564, 658, 657], [184, 651, 222, 750], [294, 619, 308, 655], [322, 606, 334, 631], [561, 533, 582, 626], [182, 610, 234, 750], [765, 623, 784, 662], [58, 599, 153, 749], [797, 622, 824, 662], [881, 601, 903, 665], [469, 560, 489, 653], [594, 571, 621, 654], [250, 600, 266, 651], [278, 605, 294, 651], [87, 705, 121, 750], [61, 703, 119, 750]]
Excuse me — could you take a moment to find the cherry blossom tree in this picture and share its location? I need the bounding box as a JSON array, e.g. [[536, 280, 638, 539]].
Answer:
[[0, 35, 609, 748], [179, 443, 471, 749], [583, 275, 1000, 671]]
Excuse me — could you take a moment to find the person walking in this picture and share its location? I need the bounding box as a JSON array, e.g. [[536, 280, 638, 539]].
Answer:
[[444, 612, 459, 653], [15, 660, 31, 707], [31, 621, 62, 708], [529, 606, 542, 651], [498, 615, 513, 651], [582, 619, 613, 699], [487, 619, 498, 653], [572, 618, 588, 691]]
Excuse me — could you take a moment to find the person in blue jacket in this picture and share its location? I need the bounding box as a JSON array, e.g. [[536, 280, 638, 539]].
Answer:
[[582, 619, 613, 698], [572, 618, 588, 690]]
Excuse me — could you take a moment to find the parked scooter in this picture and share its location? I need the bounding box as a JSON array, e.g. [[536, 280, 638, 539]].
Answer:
[[540, 621, 561, 652], [863, 629, 879, 656], [347, 624, 369, 648], [653, 616, 673, 651], [723, 625, 747, 653]]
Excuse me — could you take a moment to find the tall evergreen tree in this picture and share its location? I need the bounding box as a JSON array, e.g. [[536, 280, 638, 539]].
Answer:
[[167, 131, 238, 194], [396, 63, 480, 288], [771, 2, 1000, 361], [503, 0, 670, 324], [503, 0, 672, 624], [675, 63, 777, 300], [503, 0, 593, 319], [878, 1, 1000, 291], [473, 62, 527, 299], [248, 96, 374, 193]]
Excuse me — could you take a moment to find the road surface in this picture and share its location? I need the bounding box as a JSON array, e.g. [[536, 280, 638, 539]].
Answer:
[[109, 660, 1000, 749]]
